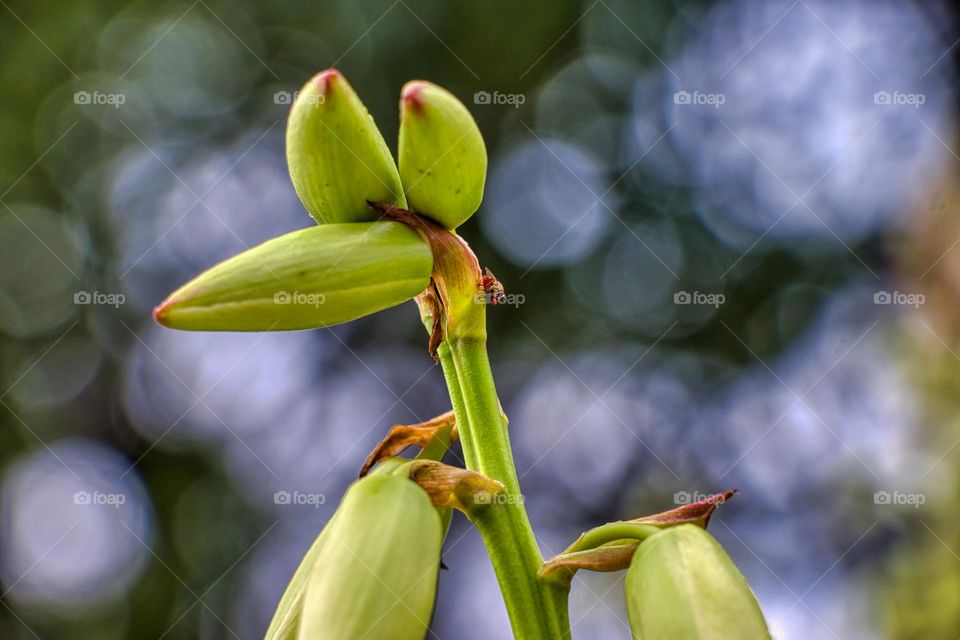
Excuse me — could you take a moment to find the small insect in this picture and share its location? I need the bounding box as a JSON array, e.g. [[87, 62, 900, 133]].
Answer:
[[480, 267, 507, 305]]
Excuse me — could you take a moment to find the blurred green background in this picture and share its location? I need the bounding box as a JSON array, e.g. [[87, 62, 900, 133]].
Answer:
[[2, 0, 960, 638]]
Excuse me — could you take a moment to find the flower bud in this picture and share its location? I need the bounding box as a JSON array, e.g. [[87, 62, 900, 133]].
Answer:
[[625, 525, 770, 640], [539, 491, 736, 588], [264, 512, 337, 640], [398, 81, 487, 229], [296, 474, 442, 640], [153, 221, 432, 331], [287, 69, 406, 224]]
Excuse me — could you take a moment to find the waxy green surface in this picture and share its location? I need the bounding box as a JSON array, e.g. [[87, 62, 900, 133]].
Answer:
[[154, 222, 432, 331], [625, 525, 771, 640], [398, 80, 487, 229], [297, 474, 442, 640], [287, 69, 406, 224]]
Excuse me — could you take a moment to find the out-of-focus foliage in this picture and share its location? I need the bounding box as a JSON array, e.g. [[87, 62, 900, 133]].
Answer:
[[1, 1, 959, 639]]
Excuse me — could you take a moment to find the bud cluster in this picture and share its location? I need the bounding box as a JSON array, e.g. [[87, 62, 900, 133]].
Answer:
[[156, 69, 488, 337], [151, 67, 773, 640]]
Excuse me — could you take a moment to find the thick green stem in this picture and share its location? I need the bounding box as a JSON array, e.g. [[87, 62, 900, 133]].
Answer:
[[438, 339, 570, 639]]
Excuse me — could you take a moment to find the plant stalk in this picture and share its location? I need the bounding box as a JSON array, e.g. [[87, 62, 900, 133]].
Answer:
[[438, 338, 570, 639]]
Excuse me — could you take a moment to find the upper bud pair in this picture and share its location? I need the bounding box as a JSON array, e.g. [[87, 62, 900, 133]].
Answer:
[[287, 69, 486, 230]]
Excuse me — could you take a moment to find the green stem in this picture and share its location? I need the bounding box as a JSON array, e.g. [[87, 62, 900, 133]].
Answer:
[[439, 338, 570, 639]]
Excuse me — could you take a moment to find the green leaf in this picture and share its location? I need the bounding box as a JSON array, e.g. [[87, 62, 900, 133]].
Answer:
[[398, 81, 487, 229], [286, 69, 406, 224], [154, 222, 432, 331], [625, 525, 771, 640]]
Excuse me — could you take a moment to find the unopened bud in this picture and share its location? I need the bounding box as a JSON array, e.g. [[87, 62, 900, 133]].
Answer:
[[398, 81, 487, 229], [266, 474, 442, 640], [154, 222, 431, 331], [625, 525, 770, 640], [287, 69, 406, 224]]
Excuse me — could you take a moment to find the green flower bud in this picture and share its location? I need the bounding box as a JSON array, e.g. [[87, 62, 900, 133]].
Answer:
[[297, 474, 442, 640], [287, 69, 406, 224], [398, 81, 487, 229], [153, 221, 432, 331], [264, 511, 338, 640], [625, 525, 770, 640]]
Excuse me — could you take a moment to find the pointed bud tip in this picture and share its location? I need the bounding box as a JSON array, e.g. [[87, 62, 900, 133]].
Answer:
[[153, 292, 189, 327], [152, 300, 172, 326], [401, 81, 430, 113], [312, 68, 343, 94]]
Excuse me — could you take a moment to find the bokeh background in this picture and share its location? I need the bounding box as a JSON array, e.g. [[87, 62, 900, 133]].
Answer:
[[2, 0, 960, 638]]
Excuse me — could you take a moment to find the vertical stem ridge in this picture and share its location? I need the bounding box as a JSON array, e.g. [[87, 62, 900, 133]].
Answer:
[[440, 338, 569, 639]]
